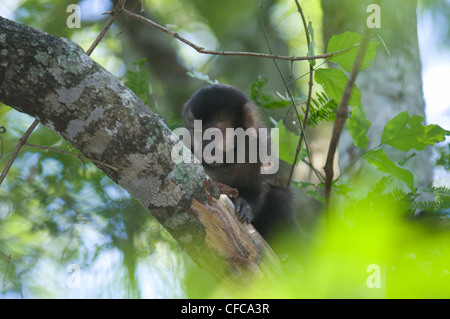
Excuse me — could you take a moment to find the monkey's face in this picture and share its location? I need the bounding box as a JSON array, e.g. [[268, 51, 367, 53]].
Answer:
[[183, 84, 265, 167], [193, 117, 237, 166]]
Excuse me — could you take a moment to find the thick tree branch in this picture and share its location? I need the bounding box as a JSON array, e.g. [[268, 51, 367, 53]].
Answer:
[[0, 17, 280, 287]]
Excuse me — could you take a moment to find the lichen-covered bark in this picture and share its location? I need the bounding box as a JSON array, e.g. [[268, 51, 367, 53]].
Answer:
[[0, 17, 280, 285]]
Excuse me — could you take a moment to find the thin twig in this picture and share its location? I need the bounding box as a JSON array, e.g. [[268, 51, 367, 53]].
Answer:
[[120, 8, 358, 63], [1, 251, 11, 288], [86, 0, 126, 56], [287, 0, 315, 187], [258, 2, 322, 184], [24, 143, 119, 171], [323, 31, 371, 211], [0, 120, 39, 186], [116, 0, 140, 37], [334, 143, 383, 183]]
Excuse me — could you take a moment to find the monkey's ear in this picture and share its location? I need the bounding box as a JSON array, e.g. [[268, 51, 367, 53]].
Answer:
[[243, 101, 265, 129]]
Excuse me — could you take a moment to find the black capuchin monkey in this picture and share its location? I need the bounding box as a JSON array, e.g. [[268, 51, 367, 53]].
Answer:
[[183, 84, 297, 243]]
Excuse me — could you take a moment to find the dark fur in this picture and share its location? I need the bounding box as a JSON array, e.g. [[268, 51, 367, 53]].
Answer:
[[183, 84, 296, 242]]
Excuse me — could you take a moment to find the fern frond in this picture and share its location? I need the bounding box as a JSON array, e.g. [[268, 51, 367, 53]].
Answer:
[[429, 186, 450, 195], [410, 201, 450, 212], [392, 188, 409, 203], [186, 70, 219, 85], [307, 92, 337, 126], [124, 58, 152, 105], [250, 76, 295, 109]]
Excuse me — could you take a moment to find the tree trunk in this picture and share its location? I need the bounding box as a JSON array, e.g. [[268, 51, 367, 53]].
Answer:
[[0, 17, 280, 287]]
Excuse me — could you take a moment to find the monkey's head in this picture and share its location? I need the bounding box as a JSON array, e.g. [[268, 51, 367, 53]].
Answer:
[[182, 84, 265, 166], [183, 84, 249, 130]]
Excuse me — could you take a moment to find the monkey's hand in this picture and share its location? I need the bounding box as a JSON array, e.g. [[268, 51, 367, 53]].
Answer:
[[231, 196, 253, 224]]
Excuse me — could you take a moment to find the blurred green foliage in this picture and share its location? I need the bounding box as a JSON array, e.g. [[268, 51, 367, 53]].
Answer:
[[232, 191, 450, 298], [0, 109, 181, 298], [0, 0, 449, 299]]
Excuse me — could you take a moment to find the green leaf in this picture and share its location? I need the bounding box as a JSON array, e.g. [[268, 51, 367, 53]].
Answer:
[[345, 105, 371, 149], [424, 124, 450, 145], [262, 100, 292, 109], [364, 149, 415, 193], [273, 121, 306, 165], [125, 58, 151, 105], [307, 92, 337, 126], [314, 68, 361, 107], [250, 76, 295, 109], [381, 111, 450, 151], [250, 75, 269, 100], [327, 31, 379, 72], [0, 104, 12, 119], [186, 70, 220, 85]]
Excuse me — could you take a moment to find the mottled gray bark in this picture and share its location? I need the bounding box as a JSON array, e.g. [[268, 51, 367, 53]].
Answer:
[[322, 0, 432, 189], [0, 17, 280, 285]]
